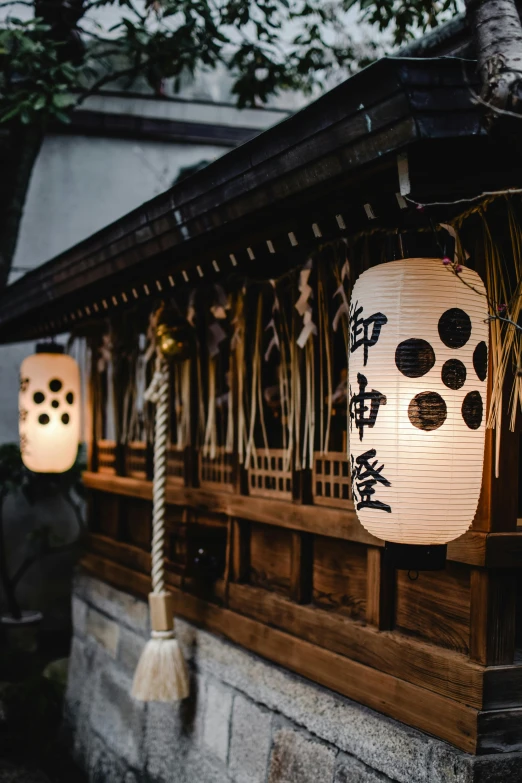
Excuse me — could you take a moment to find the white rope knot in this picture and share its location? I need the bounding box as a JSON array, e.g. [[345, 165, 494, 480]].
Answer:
[[152, 629, 175, 640]]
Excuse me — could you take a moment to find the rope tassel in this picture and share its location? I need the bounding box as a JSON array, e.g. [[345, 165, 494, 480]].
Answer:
[[132, 355, 189, 702]]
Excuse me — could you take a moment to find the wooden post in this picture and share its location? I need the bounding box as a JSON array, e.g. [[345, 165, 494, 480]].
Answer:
[[229, 309, 249, 496], [230, 518, 250, 583], [188, 355, 200, 487], [290, 531, 313, 604], [473, 364, 518, 532], [470, 358, 518, 665], [366, 546, 395, 630], [86, 335, 99, 473], [470, 568, 517, 665]]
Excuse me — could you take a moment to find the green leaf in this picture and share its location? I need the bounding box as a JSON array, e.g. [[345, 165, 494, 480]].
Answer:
[[33, 95, 46, 111], [52, 93, 76, 108], [0, 106, 22, 123], [53, 109, 72, 124]]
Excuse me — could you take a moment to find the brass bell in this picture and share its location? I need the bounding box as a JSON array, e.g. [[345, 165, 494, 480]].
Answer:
[[156, 324, 189, 359]]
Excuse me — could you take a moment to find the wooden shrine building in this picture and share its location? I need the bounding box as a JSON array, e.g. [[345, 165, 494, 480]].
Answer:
[[2, 53, 522, 782]]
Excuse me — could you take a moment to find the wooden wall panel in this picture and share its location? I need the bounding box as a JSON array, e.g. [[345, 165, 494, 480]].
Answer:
[[119, 497, 152, 551], [395, 562, 471, 654], [249, 522, 293, 595], [90, 490, 120, 540], [185, 513, 229, 585], [313, 537, 367, 620]]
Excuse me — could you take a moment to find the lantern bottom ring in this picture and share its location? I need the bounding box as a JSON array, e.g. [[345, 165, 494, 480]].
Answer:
[[383, 542, 447, 572]]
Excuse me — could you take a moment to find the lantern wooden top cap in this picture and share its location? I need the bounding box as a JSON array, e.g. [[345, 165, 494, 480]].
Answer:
[[36, 342, 64, 355]]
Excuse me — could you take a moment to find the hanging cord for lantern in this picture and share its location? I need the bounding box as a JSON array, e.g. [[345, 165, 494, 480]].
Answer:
[[132, 348, 189, 703]]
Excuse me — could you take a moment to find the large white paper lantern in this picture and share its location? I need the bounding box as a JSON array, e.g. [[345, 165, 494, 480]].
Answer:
[[19, 347, 81, 473], [348, 258, 489, 547]]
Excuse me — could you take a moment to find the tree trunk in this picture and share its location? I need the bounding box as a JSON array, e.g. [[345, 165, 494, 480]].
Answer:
[[0, 124, 45, 289], [466, 0, 522, 114]]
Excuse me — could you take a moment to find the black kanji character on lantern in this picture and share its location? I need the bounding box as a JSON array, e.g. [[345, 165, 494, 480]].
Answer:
[[19, 376, 29, 393], [20, 433, 29, 455], [351, 448, 391, 513], [349, 373, 386, 441], [349, 301, 388, 366]]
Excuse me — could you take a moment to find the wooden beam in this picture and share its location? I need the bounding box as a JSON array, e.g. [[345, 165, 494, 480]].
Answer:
[[477, 708, 522, 754], [80, 553, 478, 753], [483, 665, 522, 710], [82, 542, 522, 711], [88, 533, 150, 574], [485, 532, 522, 567], [470, 568, 517, 665], [84, 472, 522, 567], [83, 471, 376, 543], [227, 581, 485, 708]]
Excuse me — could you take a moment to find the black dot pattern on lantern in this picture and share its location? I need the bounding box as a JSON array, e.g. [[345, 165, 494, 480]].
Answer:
[[408, 391, 447, 431], [66, 392, 74, 405], [38, 413, 50, 425], [61, 413, 70, 425], [395, 339, 435, 378], [473, 341, 488, 382], [33, 391, 45, 404], [49, 379, 62, 393], [462, 391, 483, 429], [438, 308, 472, 349], [441, 359, 466, 390], [51, 400, 59, 409]]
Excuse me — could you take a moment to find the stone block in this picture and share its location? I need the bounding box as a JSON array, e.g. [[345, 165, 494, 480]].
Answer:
[[117, 626, 146, 677], [182, 751, 233, 783], [145, 674, 207, 782], [145, 701, 187, 782], [64, 637, 95, 733], [229, 693, 272, 783], [202, 680, 233, 764], [429, 744, 473, 783], [89, 663, 146, 771], [473, 753, 522, 783], [88, 734, 128, 783], [86, 607, 119, 657], [182, 620, 433, 783], [334, 752, 394, 783], [0, 760, 51, 782], [268, 726, 337, 783], [75, 572, 148, 636], [72, 595, 88, 637], [68, 579, 522, 783]]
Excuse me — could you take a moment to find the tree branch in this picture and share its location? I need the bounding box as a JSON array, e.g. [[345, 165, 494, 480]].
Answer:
[[75, 64, 142, 107]]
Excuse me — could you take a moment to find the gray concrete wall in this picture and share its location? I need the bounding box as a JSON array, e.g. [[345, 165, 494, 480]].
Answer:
[[65, 573, 522, 783], [11, 134, 230, 279], [1, 133, 229, 445]]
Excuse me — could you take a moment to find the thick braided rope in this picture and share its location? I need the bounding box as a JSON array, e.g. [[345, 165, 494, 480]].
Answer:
[[145, 356, 170, 594]]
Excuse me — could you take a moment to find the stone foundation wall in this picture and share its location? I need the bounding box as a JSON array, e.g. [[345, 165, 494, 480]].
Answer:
[[64, 573, 522, 783]]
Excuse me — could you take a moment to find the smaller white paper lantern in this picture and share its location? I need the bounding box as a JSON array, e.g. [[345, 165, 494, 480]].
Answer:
[[19, 346, 81, 473], [348, 258, 489, 548]]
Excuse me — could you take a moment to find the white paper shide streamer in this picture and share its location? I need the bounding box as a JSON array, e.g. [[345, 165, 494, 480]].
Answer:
[[348, 258, 489, 545]]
